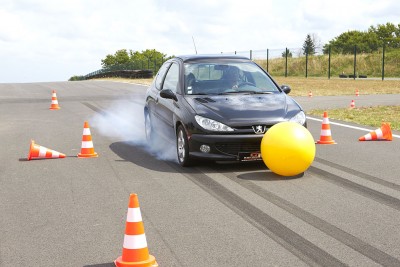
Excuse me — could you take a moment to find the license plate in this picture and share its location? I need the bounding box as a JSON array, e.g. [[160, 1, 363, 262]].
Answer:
[[239, 152, 262, 161]]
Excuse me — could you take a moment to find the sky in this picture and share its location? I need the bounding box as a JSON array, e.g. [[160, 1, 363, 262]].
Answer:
[[0, 0, 399, 83]]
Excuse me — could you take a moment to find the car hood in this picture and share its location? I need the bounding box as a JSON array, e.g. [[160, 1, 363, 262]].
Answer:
[[185, 93, 300, 126]]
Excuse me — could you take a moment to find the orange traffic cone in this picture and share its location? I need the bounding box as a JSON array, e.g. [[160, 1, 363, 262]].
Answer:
[[308, 91, 313, 97], [27, 140, 66, 160], [350, 100, 355, 108], [49, 90, 60, 110], [316, 111, 336, 144], [355, 89, 359, 97], [115, 194, 158, 267], [77, 121, 98, 158], [359, 122, 392, 141]]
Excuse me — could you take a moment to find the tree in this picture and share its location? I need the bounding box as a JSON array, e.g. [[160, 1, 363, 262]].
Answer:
[[322, 22, 400, 54], [282, 49, 292, 58], [101, 48, 172, 70], [369, 22, 400, 48], [101, 49, 130, 68], [302, 34, 316, 55]]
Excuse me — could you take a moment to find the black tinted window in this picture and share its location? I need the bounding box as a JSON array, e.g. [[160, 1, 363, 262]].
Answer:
[[163, 63, 180, 93], [155, 62, 171, 90]]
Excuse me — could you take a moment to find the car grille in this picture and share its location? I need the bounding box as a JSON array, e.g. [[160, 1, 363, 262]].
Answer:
[[215, 141, 261, 156]]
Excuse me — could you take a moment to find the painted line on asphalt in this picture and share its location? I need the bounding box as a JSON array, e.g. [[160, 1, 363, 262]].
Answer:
[[307, 116, 400, 139]]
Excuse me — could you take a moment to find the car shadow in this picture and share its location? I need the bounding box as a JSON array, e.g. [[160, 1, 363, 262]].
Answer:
[[109, 141, 304, 180], [109, 141, 178, 173]]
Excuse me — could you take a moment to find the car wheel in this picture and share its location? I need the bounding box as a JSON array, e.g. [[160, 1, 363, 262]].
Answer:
[[145, 111, 154, 143], [176, 125, 192, 167]]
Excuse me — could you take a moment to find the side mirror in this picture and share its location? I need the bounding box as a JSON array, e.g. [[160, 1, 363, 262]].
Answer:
[[280, 85, 291, 94], [160, 89, 178, 101]]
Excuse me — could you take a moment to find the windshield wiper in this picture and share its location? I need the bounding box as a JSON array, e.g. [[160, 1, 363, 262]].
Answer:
[[218, 90, 273, 95]]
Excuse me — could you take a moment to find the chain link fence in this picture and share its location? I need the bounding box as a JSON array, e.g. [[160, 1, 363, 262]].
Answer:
[[83, 45, 400, 80], [222, 45, 400, 80]]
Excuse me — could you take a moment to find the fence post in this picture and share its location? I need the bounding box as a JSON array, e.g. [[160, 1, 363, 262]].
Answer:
[[328, 45, 331, 79], [382, 44, 385, 81], [266, 49, 269, 73], [305, 47, 308, 78], [353, 45, 357, 80], [285, 48, 288, 77]]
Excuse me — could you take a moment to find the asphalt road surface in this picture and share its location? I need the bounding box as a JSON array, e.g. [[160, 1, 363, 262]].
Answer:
[[1, 81, 400, 267]]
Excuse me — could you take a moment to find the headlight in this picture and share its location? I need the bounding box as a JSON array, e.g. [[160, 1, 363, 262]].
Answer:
[[195, 115, 234, 132], [289, 111, 306, 125]]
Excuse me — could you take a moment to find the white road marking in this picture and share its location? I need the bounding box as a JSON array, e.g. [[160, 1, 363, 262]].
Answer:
[[307, 116, 400, 139]]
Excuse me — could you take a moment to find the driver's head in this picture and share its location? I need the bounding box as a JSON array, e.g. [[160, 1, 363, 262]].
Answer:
[[226, 66, 240, 82]]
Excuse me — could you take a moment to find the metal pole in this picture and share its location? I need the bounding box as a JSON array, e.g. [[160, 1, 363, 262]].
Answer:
[[250, 50, 252, 60], [382, 44, 385, 81], [328, 45, 331, 79], [353, 45, 356, 80], [305, 47, 308, 78], [285, 48, 288, 77], [267, 49, 269, 73]]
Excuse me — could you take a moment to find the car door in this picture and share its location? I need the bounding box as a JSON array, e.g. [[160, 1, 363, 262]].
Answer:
[[147, 61, 170, 118], [155, 62, 180, 134]]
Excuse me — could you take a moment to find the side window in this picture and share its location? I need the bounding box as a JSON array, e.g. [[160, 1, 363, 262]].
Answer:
[[155, 62, 171, 90], [162, 63, 180, 93]]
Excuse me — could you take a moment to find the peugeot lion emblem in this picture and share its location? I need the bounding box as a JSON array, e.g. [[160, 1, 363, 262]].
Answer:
[[252, 125, 266, 134]]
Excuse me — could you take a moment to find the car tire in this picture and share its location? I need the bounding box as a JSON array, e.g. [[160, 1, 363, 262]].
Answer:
[[176, 125, 193, 167], [145, 110, 155, 143]]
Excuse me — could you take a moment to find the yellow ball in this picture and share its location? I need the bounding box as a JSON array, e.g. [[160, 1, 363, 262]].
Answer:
[[261, 122, 315, 176]]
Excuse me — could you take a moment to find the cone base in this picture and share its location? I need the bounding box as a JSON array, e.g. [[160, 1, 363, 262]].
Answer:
[[50, 107, 61, 110], [77, 152, 98, 158], [316, 140, 336, 145], [114, 255, 158, 267]]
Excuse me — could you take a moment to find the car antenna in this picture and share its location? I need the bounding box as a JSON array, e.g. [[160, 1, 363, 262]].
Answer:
[[192, 36, 198, 54]]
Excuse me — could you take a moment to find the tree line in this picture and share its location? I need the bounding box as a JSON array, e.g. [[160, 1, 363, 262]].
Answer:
[[101, 49, 172, 69], [301, 22, 400, 56]]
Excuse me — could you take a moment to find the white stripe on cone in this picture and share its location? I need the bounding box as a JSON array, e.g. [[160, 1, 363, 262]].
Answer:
[[81, 141, 94, 148], [376, 129, 383, 139], [126, 207, 143, 222], [364, 133, 372, 140], [123, 233, 148, 249], [83, 128, 91, 135], [52, 151, 59, 158], [320, 129, 331, 136], [39, 146, 47, 157]]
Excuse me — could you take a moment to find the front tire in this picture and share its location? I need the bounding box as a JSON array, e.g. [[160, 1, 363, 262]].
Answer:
[[176, 125, 192, 167]]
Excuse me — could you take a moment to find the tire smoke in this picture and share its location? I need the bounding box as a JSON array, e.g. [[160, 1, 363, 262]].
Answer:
[[91, 99, 177, 162]]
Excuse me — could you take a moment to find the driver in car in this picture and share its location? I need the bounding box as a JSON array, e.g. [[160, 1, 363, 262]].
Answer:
[[224, 66, 242, 90]]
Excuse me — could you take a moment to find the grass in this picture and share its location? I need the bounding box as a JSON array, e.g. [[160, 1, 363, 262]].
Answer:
[[255, 51, 400, 78], [92, 77, 400, 131], [308, 106, 400, 131], [273, 77, 400, 96]]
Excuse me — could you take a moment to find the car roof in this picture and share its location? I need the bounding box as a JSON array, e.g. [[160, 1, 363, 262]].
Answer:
[[175, 54, 250, 63]]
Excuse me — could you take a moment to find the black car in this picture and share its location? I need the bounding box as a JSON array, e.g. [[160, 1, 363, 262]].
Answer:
[[144, 54, 306, 166]]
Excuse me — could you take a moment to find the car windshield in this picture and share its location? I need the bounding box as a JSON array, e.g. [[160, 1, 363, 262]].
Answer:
[[184, 61, 279, 95]]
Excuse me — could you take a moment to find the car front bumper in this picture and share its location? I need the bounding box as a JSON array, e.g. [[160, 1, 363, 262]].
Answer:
[[188, 133, 264, 161]]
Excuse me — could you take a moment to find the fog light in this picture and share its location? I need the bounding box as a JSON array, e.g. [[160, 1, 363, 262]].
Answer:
[[200, 145, 210, 153]]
